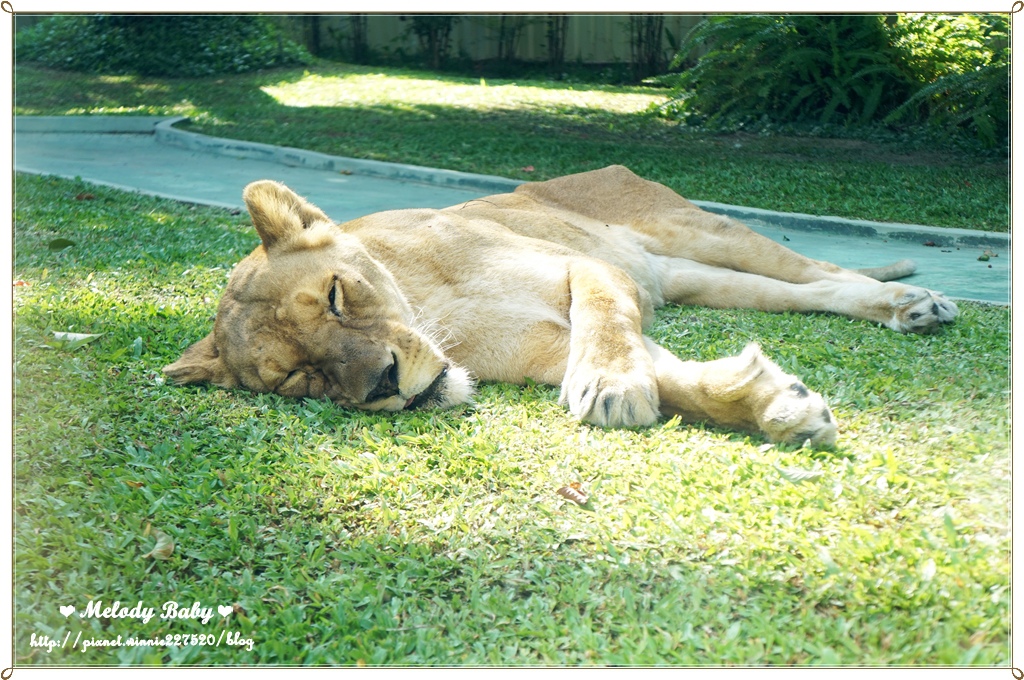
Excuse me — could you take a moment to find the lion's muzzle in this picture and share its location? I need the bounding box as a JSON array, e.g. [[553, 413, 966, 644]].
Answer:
[[405, 365, 450, 410]]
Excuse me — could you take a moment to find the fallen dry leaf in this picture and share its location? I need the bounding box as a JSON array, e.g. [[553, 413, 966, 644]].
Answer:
[[557, 483, 589, 505], [142, 529, 175, 560]]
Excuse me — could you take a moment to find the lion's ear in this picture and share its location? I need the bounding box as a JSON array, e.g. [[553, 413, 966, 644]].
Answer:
[[163, 333, 238, 388], [242, 180, 333, 249]]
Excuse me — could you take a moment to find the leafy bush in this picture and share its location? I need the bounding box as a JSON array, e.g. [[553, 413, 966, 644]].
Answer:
[[884, 14, 1008, 148], [657, 13, 1009, 148], [16, 15, 310, 77], [656, 15, 914, 128]]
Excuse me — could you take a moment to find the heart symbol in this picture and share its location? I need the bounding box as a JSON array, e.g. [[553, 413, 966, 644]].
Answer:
[[59, 605, 75, 618], [218, 605, 233, 618]]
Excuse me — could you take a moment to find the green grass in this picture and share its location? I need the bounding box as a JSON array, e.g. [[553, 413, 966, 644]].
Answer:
[[13, 174, 1009, 666], [13, 62, 1009, 231]]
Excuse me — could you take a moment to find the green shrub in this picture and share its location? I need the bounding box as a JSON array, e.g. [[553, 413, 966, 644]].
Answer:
[[657, 13, 1009, 148], [656, 15, 914, 128], [16, 15, 310, 77], [884, 14, 1008, 148]]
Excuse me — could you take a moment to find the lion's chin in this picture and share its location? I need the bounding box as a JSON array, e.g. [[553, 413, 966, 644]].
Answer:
[[413, 364, 475, 410], [360, 364, 475, 413]]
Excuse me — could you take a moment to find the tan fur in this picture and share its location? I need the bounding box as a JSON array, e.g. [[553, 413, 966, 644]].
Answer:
[[165, 166, 958, 447]]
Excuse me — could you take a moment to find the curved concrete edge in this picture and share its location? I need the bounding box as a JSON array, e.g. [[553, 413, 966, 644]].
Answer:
[[692, 200, 1009, 250], [13, 115, 1010, 249], [14, 115, 171, 133], [15, 171, 246, 211], [153, 117, 524, 196]]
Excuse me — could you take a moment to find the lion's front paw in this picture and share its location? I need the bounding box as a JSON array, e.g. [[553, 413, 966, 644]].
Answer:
[[559, 368, 660, 428], [886, 284, 958, 334]]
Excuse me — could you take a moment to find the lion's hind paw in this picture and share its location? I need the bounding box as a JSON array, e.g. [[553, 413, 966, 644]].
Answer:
[[887, 285, 958, 334], [762, 396, 838, 449]]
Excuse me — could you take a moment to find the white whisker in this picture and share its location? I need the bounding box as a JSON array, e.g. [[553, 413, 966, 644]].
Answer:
[[411, 307, 461, 354]]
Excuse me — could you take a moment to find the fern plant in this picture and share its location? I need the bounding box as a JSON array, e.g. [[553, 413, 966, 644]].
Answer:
[[657, 13, 1009, 148], [884, 14, 1008, 148], [656, 15, 918, 128]]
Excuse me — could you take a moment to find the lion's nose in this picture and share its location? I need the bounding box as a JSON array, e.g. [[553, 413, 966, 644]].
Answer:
[[365, 353, 400, 402]]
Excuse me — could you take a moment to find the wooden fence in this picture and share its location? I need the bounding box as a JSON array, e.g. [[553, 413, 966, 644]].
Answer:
[[277, 14, 704, 72]]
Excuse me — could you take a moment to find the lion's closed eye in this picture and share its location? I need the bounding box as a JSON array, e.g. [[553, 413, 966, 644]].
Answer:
[[328, 278, 342, 318]]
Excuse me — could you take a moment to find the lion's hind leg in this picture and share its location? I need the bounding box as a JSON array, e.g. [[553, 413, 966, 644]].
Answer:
[[637, 208, 893, 285], [657, 256, 956, 333], [855, 259, 917, 281]]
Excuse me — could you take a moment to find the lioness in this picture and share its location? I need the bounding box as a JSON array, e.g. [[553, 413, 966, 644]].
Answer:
[[164, 165, 957, 447]]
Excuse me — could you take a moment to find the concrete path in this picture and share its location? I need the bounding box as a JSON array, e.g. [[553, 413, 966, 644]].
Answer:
[[14, 116, 511, 222], [14, 116, 1009, 304]]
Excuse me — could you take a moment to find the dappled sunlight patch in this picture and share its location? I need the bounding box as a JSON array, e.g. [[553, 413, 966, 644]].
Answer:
[[64, 102, 196, 116], [97, 74, 138, 84], [15, 66, 198, 117], [261, 71, 663, 116], [83, 78, 175, 101], [185, 110, 235, 127]]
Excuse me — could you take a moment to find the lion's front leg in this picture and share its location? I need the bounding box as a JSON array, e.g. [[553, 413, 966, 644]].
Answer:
[[644, 339, 838, 447], [559, 260, 661, 428]]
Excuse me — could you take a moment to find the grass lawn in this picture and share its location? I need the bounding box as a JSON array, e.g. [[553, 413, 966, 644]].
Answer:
[[13, 62, 1009, 231], [12, 164, 1009, 666], [12, 61, 1011, 666]]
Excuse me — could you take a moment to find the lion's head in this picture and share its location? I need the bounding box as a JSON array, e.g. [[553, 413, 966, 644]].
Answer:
[[163, 180, 474, 412]]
